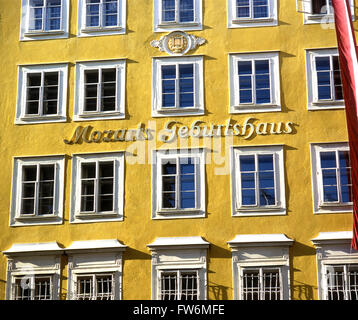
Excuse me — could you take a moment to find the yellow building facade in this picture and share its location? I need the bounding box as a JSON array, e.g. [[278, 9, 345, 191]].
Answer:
[[0, 0, 357, 301]]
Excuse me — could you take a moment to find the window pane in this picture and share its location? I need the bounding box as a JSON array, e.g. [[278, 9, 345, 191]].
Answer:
[[255, 60, 270, 104], [180, 272, 198, 300], [161, 272, 177, 300], [258, 154, 273, 171], [320, 152, 336, 168], [162, 192, 176, 208], [179, 64, 194, 108], [180, 191, 195, 208], [179, 0, 194, 22], [348, 266, 358, 300], [34, 277, 52, 300], [23, 166, 37, 181], [253, 0, 269, 18], [104, 1, 118, 27], [81, 163, 96, 178], [327, 266, 345, 300], [236, 0, 250, 18], [242, 189, 256, 205], [240, 155, 255, 172], [15, 279, 32, 300], [162, 162, 176, 174], [96, 275, 113, 300], [242, 270, 260, 300], [162, 0, 175, 22], [263, 270, 281, 300], [312, 0, 327, 14], [77, 276, 93, 300]]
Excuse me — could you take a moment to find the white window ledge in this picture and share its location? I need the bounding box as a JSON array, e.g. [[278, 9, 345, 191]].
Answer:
[[147, 236, 210, 250], [311, 231, 353, 246], [65, 239, 127, 254], [228, 234, 294, 248], [3, 242, 64, 256]]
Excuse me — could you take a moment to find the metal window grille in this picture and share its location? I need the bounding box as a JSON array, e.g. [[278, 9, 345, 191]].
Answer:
[[161, 157, 197, 210], [85, 0, 119, 28], [80, 160, 114, 213], [25, 71, 59, 116], [326, 264, 358, 300], [14, 276, 53, 300], [20, 163, 55, 216], [241, 268, 282, 300], [84, 68, 117, 113], [159, 270, 199, 300], [29, 0, 62, 32], [76, 274, 114, 300]]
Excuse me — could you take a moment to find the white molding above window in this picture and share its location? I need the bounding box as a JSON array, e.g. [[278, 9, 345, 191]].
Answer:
[[311, 231, 358, 300], [66, 239, 126, 300], [153, 0, 202, 32], [151, 148, 206, 220], [3, 242, 63, 300], [228, 234, 293, 300], [152, 56, 204, 117], [147, 236, 209, 300], [20, 0, 69, 41], [77, 0, 126, 37], [70, 152, 124, 224], [227, 0, 278, 28], [73, 59, 126, 121], [231, 145, 286, 217], [310, 142, 352, 214], [15, 63, 68, 124], [229, 52, 281, 114], [10, 155, 65, 226], [301, 0, 354, 25], [305, 48, 345, 110]]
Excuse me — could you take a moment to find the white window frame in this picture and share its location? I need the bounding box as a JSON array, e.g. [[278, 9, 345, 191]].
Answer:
[[228, 234, 293, 300], [312, 231, 358, 300], [229, 52, 281, 114], [3, 242, 63, 300], [301, 0, 354, 25], [147, 237, 209, 300], [66, 240, 126, 300], [231, 145, 286, 216], [10, 155, 65, 226], [20, 0, 69, 41], [152, 148, 206, 220], [74, 60, 126, 121], [310, 142, 352, 214], [227, 0, 278, 28], [152, 56, 204, 117], [153, 0, 202, 32], [15, 63, 68, 124], [70, 152, 124, 224], [306, 48, 345, 110], [77, 0, 126, 37]]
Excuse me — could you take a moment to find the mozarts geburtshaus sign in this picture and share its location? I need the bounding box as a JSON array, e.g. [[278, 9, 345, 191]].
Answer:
[[64, 118, 295, 144]]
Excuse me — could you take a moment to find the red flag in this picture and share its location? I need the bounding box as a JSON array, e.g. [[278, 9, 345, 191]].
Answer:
[[331, 0, 358, 250]]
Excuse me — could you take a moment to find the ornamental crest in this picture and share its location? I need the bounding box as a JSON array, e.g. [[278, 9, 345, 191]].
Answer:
[[150, 31, 206, 56]]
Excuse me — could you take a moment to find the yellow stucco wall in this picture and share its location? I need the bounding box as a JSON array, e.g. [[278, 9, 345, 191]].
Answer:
[[0, 0, 355, 300]]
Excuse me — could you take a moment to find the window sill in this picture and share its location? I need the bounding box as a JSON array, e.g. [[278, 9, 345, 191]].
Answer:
[[157, 22, 199, 28], [81, 26, 123, 33], [15, 214, 57, 221], [153, 107, 204, 117], [24, 30, 65, 36], [234, 206, 286, 216], [75, 212, 119, 219], [154, 209, 205, 219], [75, 111, 125, 121], [232, 17, 273, 23], [16, 115, 67, 124], [231, 104, 281, 113], [319, 202, 352, 208], [308, 101, 345, 110], [157, 209, 202, 215]]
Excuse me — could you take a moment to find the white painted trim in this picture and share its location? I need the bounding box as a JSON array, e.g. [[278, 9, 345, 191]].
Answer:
[[153, 0, 202, 32], [228, 52, 281, 114], [230, 144, 286, 216], [152, 56, 204, 117], [227, 0, 278, 28], [77, 0, 126, 37], [73, 59, 126, 121], [228, 234, 294, 247], [20, 0, 69, 41], [15, 63, 68, 125], [69, 152, 125, 223]]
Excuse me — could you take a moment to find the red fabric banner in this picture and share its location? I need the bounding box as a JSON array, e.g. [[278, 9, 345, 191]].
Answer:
[[331, 0, 358, 249]]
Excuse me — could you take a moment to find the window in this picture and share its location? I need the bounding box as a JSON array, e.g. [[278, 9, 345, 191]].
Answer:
[[14, 275, 53, 300], [228, 234, 293, 300], [312, 231, 358, 300], [20, 0, 69, 41], [153, 0, 202, 32], [75, 274, 114, 300], [74, 60, 126, 121], [152, 149, 205, 219], [306, 49, 344, 110], [70, 152, 124, 223], [301, 0, 354, 24], [3, 242, 63, 300], [147, 237, 209, 300], [152, 56, 204, 117], [159, 270, 199, 300], [241, 267, 281, 300], [310, 143, 352, 214], [231, 145, 286, 216], [66, 240, 125, 300], [16, 64, 68, 124], [227, 0, 277, 28], [229, 52, 280, 114], [78, 0, 126, 37], [10, 156, 65, 226]]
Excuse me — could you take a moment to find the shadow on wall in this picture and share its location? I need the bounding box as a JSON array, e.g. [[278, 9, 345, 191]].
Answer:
[[208, 281, 230, 300], [292, 280, 315, 300]]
